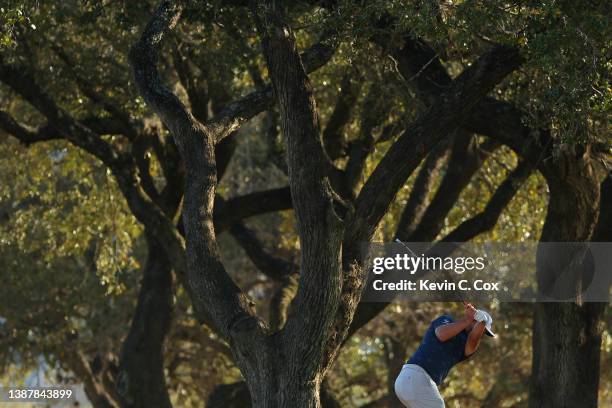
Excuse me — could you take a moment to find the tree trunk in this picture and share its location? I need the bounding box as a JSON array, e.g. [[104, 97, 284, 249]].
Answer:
[[237, 364, 324, 408], [383, 336, 409, 408], [529, 155, 604, 408], [277, 378, 321, 408], [530, 303, 604, 408], [207, 377, 341, 408], [116, 237, 173, 408]]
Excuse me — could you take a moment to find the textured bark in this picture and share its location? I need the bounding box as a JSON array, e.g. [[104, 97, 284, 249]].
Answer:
[[130, 1, 264, 341], [116, 237, 173, 408], [206, 380, 341, 408], [215, 187, 293, 232], [530, 302, 605, 408], [341, 26, 538, 342], [529, 152, 605, 408], [3, 2, 605, 406], [126, 3, 341, 407], [258, 2, 344, 405]]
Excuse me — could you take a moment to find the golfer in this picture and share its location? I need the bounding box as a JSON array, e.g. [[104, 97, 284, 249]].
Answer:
[[394, 302, 495, 407]]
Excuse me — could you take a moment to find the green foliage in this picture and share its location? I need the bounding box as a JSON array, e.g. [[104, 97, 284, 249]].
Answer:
[[0, 3, 36, 50], [324, 0, 611, 146], [0, 139, 141, 378]]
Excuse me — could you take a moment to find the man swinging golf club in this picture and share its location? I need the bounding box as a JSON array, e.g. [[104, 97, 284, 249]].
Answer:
[[394, 302, 495, 407]]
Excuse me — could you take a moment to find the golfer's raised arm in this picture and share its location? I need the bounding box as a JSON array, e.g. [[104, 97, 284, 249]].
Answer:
[[465, 321, 486, 356], [435, 303, 476, 342], [434, 318, 471, 341]]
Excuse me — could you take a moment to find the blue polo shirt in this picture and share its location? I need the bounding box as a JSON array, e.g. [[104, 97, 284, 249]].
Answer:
[[407, 315, 469, 385]]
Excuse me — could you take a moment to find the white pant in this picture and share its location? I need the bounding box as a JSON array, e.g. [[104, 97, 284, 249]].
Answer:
[[394, 364, 445, 408]]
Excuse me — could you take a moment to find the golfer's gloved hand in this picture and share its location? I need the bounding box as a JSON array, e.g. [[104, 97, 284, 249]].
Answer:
[[474, 310, 488, 323]]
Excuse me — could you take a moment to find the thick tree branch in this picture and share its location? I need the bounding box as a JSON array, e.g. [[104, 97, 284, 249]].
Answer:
[[214, 187, 292, 232], [130, 1, 264, 348], [0, 111, 60, 145], [129, 2, 205, 142], [1, 33, 196, 352], [346, 44, 523, 246], [176, 186, 293, 240], [379, 34, 549, 164], [0, 69, 197, 368], [408, 134, 499, 241], [229, 222, 297, 281], [441, 160, 532, 242], [395, 139, 451, 240], [172, 44, 210, 123], [257, 0, 344, 375], [323, 73, 361, 159], [208, 32, 338, 142], [0, 58, 121, 166], [81, 116, 140, 137], [344, 84, 393, 197]]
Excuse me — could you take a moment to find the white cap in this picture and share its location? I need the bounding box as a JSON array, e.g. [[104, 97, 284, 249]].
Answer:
[[474, 309, 496, 338]]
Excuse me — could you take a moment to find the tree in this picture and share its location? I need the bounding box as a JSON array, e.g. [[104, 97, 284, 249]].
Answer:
[[0, 1, 609, 407], [127, 0, 521, 405]]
